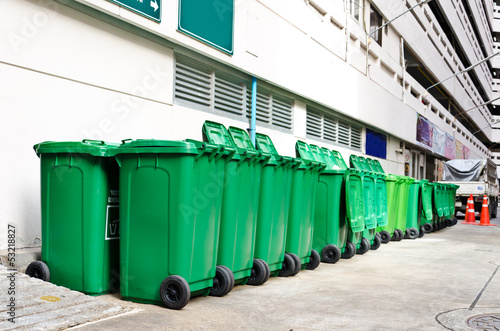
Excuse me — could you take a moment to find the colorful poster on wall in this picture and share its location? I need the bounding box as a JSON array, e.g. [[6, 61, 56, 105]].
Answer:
[[455, 140, 463, 159], [432, 125, 445, 156], [463, 145, 470, 159], [445, 133, 455, 160], [416, 114, 433, 149]]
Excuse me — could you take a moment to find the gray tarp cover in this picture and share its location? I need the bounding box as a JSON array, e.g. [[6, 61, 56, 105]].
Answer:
[[442, 159, 486, 181]]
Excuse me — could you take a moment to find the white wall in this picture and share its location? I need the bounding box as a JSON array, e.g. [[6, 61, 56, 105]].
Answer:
[[0, 0, 491, 249]]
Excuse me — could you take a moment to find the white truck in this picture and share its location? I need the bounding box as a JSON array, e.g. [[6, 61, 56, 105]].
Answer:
[[439, 159, 499, 219]]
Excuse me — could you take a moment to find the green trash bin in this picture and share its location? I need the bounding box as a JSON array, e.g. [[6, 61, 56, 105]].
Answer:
[[114, 139, 232, 310], [325, 150, 365, 258], [358, 157, 389, 234], [442, 184, 452, 223], [296, 143, 347, 264], [405, 180, 423, 239], [442, 183, 459, 227], [447, 184, 460, 226], [420, 180, 434, 233], [349, 155, 378, 254], [367, 158, 407, 243], [227, 126, 279, 284], [432, 183, 447, 231], [254, 133, 301, 277], [26, 140, 120, 295], [288, 141, 325, 271], [203, 121, 267, 289], [395, 177, 415, 239]]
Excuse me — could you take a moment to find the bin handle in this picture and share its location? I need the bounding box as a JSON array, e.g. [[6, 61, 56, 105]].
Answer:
[[83, 139, 105, 145], [120, 138, 133, 145]]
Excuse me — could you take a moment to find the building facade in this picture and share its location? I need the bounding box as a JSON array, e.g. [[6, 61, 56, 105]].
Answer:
[[1, 0, 499, 250]]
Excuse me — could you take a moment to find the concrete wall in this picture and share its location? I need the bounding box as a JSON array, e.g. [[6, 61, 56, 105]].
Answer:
[[0, 0, 493, 249]]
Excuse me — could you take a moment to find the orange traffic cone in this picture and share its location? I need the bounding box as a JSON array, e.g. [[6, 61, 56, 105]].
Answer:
[[462, 194, 477, 224], [475, 195, 497, 226]]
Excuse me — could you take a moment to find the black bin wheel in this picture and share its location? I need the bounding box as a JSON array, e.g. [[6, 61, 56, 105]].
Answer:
[[370, 234, 381, 250], [322, 244, 341, 264], [423, 223, 433, 233], [341, 241, 356, 259], [159, 275, 190, 310], [305, 249, 320, 270], [209, 265, 234, 297], [278, 253, 296, 277], [247, 259, 270, 286], [26, 261, 50, 282], [379, 231, 391, 244], [289, 253, 302, 275], [395, 229, 404, 241], [391, 229, 400, 241], [407, 227, 419, 240], [418, 226, 425, 238], [356, 237, 370, 255]]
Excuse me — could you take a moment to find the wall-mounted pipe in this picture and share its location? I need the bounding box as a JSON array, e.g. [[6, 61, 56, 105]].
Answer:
[[250, 76, 257, 146]]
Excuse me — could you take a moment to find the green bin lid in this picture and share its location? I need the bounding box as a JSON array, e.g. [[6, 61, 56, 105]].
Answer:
[[255, 132, 287, 166], [329, 150, 349, 171], [295, 141, 325, 171], [358, 157, 374, 172], [310, 145, 342, 172], [321, 148, 343, 170], [309, 145, 328, 164], [185, 139, 234, 158], [371, 159, 386, 174], [255, 133, 280, 155], [114, 139, 198, 154], [228, 127, 255, 151], [228, 126, 270, 163], [202, 121, 235, 148], [34, 139, 119, 157], [349, 155, 363, 171]]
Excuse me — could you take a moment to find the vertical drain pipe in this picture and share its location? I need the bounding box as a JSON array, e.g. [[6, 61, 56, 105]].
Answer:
[[250, 77, 257, 146]]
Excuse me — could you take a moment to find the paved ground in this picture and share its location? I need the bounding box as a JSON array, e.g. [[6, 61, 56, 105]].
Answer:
[[1, 215, 499, 330], [0, 266, 131, 330]]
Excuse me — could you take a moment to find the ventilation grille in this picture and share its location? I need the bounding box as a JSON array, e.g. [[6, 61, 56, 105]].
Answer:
[[306, 107, 362, 150], [175, 55, 292, 130]]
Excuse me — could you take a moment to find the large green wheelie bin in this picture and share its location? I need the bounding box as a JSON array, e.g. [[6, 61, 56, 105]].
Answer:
[[324, 149, 365, 258], [203, 121, 267, 289], [288, 141, 325, 271], [295, 143, 347, 264], [420, 180, 434, 233], [432, 183, 447, 231], [26, 140, 120, 295], [254, 133, 302, 277], [227, 126, 283, 284], [365, 158, 401, 243], [349, 155, 382, 252], [405, 180, 423, 239], [395, 176, 415, 239], [367, 158, 415, 241], [447, 184, 460, 226], [114, 139, 231, 310], [443, 183, 459, 227], [357, 157, 389, 238]]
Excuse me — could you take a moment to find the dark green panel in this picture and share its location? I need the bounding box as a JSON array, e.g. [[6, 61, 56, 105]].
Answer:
[[109, 0, 161, 22], [178, 0, 234, 54]]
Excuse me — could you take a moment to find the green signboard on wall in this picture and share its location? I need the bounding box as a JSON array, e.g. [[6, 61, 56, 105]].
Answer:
[[178, 0, 234, 54], [109, 0, 161, 22]]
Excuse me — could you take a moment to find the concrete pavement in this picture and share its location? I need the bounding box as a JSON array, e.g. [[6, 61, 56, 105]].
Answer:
[[2, 215, 499, 330]]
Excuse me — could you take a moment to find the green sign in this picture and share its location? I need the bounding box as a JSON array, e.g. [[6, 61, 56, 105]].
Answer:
[[178, 0, 234, 54], [109, 0, 161, 22]]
